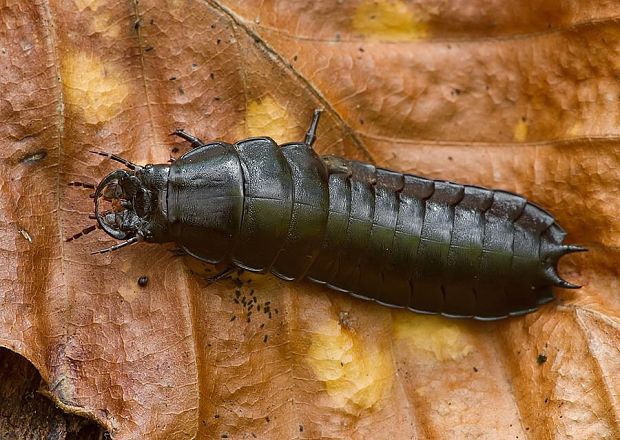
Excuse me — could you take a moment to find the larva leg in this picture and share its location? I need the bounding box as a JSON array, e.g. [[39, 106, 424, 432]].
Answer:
[[321, 155, 350, 174], [169, 247, 188, 257], [207, 266, 236, 282], [171, 129, 207, 149], [304, 109, 322, 147], [65, 224, 99, 242]]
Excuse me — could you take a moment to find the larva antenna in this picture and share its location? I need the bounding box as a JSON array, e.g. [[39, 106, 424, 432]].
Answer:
[[91, 236, 140, 254]]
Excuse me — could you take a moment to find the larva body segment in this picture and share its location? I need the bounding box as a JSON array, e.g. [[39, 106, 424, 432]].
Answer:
[[81, 111, 584, 320]]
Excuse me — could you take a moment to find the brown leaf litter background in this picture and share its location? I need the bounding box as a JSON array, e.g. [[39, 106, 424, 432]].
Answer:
[[0, 0, 619, 438]]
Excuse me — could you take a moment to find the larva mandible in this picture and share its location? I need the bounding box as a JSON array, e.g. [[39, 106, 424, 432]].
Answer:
[[68, 110, 585, 320]]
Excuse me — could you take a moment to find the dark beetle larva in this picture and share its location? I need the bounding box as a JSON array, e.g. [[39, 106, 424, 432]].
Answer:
[[69, 110, 585, 320]]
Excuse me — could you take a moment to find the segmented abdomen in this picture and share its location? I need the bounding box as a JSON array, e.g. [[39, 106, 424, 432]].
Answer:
[[305, 159, 579, 320]]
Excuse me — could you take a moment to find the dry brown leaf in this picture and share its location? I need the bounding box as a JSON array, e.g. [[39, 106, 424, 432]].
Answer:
[[0, 0, 618, 438]]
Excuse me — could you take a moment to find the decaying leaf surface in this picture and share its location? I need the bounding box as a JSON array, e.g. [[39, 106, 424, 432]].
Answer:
[[0, 0, 618, 438]]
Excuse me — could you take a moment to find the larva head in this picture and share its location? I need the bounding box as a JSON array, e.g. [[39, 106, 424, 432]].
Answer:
[[94, 164, 170, 246]]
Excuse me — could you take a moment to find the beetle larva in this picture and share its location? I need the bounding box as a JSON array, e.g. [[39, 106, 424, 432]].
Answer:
[[68, 110, 585, 320]]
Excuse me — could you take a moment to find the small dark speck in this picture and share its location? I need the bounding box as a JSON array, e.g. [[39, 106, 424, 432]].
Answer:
[[370, 15, 376, 20], [521, 116, 527, 122], [451, 88, 461, 96], [214, 414, 220, 419], [252, 434, 257, 438], [150, 18, 154, 25], [211, 23, 216, 29], [221, 435, 228, 439], [134, 20, 141, 30], [473, 366, 478, 372], [169, 76, 177, 81], [544, 398, 548, 403], [448, 156, 453, 161], [265, 416, 270, 423], [263, 335, 268, 343], [247, 317, 251, 323], [299, 425, 304, 432], [145, 45, 154, 52], [192, 63, 198, 68], [537, 354, 547, 365], [254, 37, 260, 43], [359, 119, 364, 125], [216, 39, 221, 45], [210, 73, 215, 80], [214, 97, 221, 101], [230, 315, 236, 321], [293, 55, 298, 61], [526, 427, 530, 431], [178, 87, 185, 95], [137, 276, 148, 287], [335, 33, 341, 41], [20, 149, 47, 164], [259, 323, 264, 329], [358, 47, 364, 52]]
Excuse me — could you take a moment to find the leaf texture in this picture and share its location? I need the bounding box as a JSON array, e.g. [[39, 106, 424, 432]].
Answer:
[[0, 0, 618, 438]]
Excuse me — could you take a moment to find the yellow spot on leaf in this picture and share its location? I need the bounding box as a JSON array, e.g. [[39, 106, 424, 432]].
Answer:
[[61, 52, 129, 124], [513, 118, 528, 142], [392, 314, 473, 361], [306, 319, 393, 413], [245, 96, 297, 144], [352, 0, 428, 41], [73, 0, 107, 11], [567, 121, 583, 136]]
